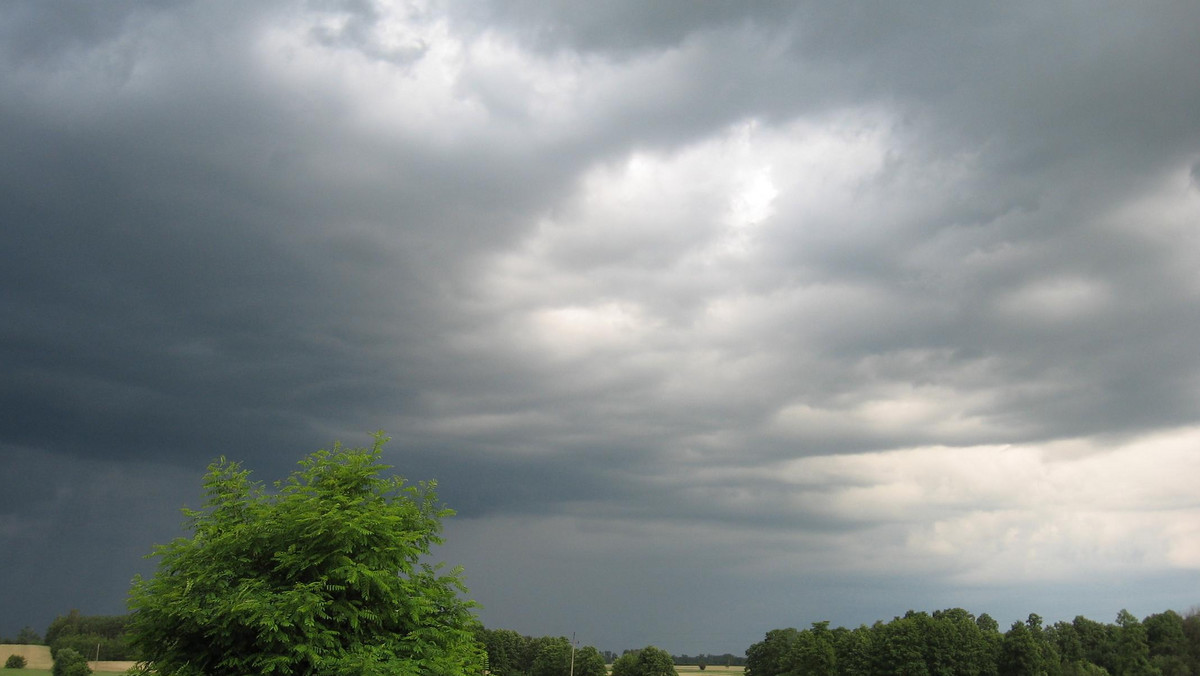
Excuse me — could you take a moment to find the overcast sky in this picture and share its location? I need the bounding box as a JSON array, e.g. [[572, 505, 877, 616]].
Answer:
[[3, 0, 1200, 656]]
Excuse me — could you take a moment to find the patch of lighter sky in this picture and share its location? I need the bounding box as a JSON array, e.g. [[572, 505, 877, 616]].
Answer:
[[1102, 159, 1200, 296], [994, 275, 1113, 324], [255, 8, 486, 147], [443, 432, 1200, 588], [528, 302, 655, 361], [769, 383, 1004, 443], [742, 428, 1200, 581], [474, 111, 892, 333], [261, 2, 732, 149]]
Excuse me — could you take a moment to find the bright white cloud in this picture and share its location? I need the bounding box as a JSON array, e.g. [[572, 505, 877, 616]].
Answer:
[[721, 427, 1200, 581]]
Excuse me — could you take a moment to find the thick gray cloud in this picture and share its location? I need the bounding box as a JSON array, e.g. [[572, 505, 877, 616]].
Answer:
[[3, 0, 1200, 654]]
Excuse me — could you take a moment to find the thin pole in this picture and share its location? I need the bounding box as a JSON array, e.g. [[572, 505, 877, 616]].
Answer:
[[569, 632, 576, 676]]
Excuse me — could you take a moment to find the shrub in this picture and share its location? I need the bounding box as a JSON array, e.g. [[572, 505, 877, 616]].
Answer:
[[52, 648, 91, 676], [4, 655, 27, 669]]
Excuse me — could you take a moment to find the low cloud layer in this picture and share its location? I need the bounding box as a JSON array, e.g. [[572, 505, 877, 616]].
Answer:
[[3, 0, 1199, 653]]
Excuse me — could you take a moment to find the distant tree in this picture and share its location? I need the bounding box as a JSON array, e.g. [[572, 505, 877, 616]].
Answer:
[[874, 612, 931, 676], [787, 622, 836, 676], [16, 626, 42, 644], [127, 434, 484, 676], [977, 614, 1001, 635], [832, 625, 874, 675], [532, 638, 605, 676], [44, 611, 133, 661], [52, 648, 91, 676], [1182, 609, 1200, 675], [1143, 610, 1189, 676], [999, 621, 1054, 676], [4, 655, 27, 669], [1073, 615, 1118, 673], [477, 628, 529, 676], [1060, 660, 1110, 676], [529, 638, 569, 676], [573, 646, 609, 676], [1114, 610, 1156, 676], [612, 650, 640, 676], [611, 647, 676, 676], [746, 628, 800, 676]]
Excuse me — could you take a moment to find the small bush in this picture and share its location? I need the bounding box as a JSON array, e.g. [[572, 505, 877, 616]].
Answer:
[[52, 648, 92, 676], [4, 654, 27, 669]]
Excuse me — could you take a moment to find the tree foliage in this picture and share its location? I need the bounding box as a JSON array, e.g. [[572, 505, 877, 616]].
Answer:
[[572, 646, 609, 676], [44, 610, 135, 661], [474, 629, 609, 676], [52, 648, 91, 676], [127, 433, 483, 676], [612, 646, 677, 676], [4, 655, 27, 669]]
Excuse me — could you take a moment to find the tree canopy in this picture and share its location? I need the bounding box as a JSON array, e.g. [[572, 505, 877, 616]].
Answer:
[[612, 646, 678, 676], [127, 433, 483, 676]]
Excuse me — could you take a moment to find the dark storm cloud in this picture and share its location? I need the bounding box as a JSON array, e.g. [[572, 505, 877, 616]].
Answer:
[[3, 0, 1200, 654]]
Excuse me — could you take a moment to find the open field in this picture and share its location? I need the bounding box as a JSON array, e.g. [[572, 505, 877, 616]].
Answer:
[[0, 645, 133, 673], [0, 645, 51, 670], [90, 661, 137, 672], [675, 667, 745, 675], [0, 665, 133, 674]]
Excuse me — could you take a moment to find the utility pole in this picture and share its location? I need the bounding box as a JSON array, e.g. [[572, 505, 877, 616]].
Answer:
[[569, 632, 576, 676]]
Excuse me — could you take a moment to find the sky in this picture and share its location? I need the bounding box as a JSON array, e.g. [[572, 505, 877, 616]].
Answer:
[[2, 0, 1200, 656]]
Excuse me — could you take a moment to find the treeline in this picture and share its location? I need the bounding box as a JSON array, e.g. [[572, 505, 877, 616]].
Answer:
[[42, 610, 139, 661], [474, 628, 609, 676], [476, 628, 700, 676], [0, 626, 41, 645], [746, 607, 1200, 676]]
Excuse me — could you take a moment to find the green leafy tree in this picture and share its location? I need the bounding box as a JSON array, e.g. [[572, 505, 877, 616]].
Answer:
[[127, 433, 484, 676], [5, 655, 27, 669], [1114, 610, 1157, 676], [1181, 610, 1200, 676], [1060, 660, 1110, 676], [875, 613, 931, 676], [1143, 610, 1189, 676], [573, 646, 608, 676], [612, 647, 677, 676], [832, 625, 874, 676], [612, 651, 640, 676], [16, 626, 42, 644], [1073, 616, 1118, 674], [476, 628, 528, 676], [999, 621, 1050, 676], [787, 622, 836, 676], [746, 628, 801, 676], [44, 611, 135, 661], [52, 648, 91, 676], [529, 637, 572, 676]]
